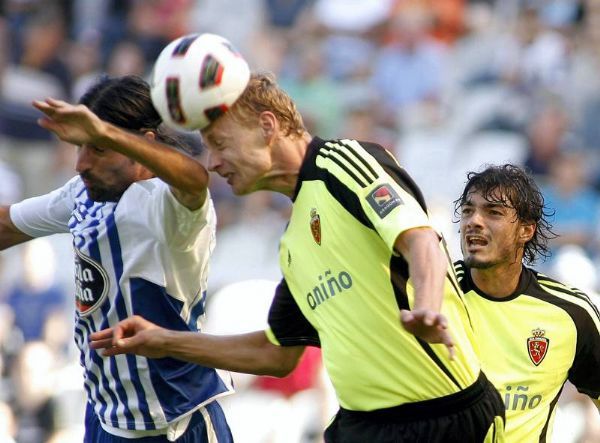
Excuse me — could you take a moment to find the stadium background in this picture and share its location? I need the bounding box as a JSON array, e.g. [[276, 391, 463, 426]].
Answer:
[[0, 0, 599, 441]]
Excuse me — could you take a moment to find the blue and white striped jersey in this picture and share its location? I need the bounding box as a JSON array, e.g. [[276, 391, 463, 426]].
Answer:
[[10, 176, 233, 437]]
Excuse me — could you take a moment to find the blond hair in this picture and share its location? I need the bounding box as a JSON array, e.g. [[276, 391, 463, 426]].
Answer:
[[227, 72, 306, 137]]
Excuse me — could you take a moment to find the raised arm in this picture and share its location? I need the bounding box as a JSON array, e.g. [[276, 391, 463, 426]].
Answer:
[[33, 98, 209, 210], [394, 226, 454, 357], [0, 206, 33, 250], [90, 315, 305, 377]]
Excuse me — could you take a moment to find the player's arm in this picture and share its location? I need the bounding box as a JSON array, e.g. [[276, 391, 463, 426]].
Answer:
[[0, 206, 34, 250], [90, 315, 305, 377], [394, 226, 454, 357], [593, 398, 600, 411], [33, 99, 208, 210]]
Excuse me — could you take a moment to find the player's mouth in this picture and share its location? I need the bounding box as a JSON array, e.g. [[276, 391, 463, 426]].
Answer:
[[465, 234, 488, 251], [81, 176, 95, 189]]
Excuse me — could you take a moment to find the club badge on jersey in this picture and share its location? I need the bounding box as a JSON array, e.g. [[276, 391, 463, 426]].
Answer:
[[310, 208, 321, 245], [527, 328, 549, 366]]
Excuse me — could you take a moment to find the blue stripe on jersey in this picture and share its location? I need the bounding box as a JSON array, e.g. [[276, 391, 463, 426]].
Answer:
[[104, 211, 156, 429], [85, 223, 133, 427], [79, 316, 120, 427], [74, 320, 104, 419], [129, 278, 230, 422]]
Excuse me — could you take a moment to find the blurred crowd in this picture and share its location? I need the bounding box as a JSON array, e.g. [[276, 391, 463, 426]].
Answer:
[[0, 0, 599, 442]]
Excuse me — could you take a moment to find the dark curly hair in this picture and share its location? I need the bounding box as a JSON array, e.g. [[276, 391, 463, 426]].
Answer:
[[453, 164, 556, 264], [79, 75, 195, 154]]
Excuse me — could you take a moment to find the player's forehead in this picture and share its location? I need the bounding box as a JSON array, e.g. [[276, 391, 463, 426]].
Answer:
[[201, 113, 238, 145], [464, 188, 512, 208]]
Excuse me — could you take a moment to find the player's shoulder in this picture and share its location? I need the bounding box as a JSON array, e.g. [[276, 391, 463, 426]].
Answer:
[[312, 137, 399, 185], [534, 270, 588, 298], [531, 270, 600, 320], [316, 138, 391, 164], [129, 177, 165, 195], [119, 178, 176, 205]]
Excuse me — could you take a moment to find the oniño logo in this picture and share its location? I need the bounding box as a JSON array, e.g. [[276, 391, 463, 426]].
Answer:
[[74, 248, 109, 316], [527, 328, 549, 366]]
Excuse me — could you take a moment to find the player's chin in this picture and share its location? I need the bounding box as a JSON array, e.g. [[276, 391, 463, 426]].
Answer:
[[87, 184, 127, 202], [230, 182, 253, 196], [463, 255, 493, 269]]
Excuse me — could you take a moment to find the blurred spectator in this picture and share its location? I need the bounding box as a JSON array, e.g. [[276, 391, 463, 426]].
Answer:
[[16, 9, 71, 97], [264, 0, 313, 29], [105, 39, 148, 77], [369, 5, 448, 127], [127, 0, 194, 64], [5, 238, 67, 342], [279, 42, 344, 138], [189, 0, 266, 63], [540, 149, 600, 260], [9, 341, 59, 443], [67, 37, 102, 100], [523, 100, 570, 176], [393, 0, 466, 45]]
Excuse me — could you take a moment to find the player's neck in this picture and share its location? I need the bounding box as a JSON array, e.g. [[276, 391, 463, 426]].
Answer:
[[265, 132, 311, 198], [470, 261, 523, 299]]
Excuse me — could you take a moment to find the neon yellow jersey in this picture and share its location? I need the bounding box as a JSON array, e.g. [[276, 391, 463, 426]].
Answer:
[[456, 261, 600, 442], [266, 138, 481, 411]]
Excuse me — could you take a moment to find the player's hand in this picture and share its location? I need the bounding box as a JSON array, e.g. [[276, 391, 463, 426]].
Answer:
[[89, 315, 169, 359], [400, 309, 455, 360], [33, 98, 106, 146]]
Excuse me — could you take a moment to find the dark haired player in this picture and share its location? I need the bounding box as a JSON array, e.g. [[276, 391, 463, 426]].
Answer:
[[0, 75, 234, 442], [455, 164, 600, 442]]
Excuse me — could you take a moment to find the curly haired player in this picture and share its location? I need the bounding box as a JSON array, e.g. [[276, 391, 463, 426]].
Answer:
[[454, 164, 600, 442]]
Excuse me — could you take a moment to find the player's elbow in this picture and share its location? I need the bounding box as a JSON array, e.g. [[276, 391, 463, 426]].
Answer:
[[262, 345, 304, 377]]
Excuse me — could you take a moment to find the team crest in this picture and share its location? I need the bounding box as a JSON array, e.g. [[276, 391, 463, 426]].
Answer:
[[527, 328, 549, 366], [310, 208, 321, 245]]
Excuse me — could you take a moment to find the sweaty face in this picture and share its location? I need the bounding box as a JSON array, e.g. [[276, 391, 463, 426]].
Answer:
[[76, 145, 140, 202], [202, 113, 272, 195], [459, 190, 525, 269]]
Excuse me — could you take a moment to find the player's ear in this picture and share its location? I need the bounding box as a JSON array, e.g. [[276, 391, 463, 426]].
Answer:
[[258, 111, 277, 144], [519, 223, 535, 243]]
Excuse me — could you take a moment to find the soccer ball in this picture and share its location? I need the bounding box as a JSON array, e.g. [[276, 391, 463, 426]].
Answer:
[[150, 33, 251, 131]]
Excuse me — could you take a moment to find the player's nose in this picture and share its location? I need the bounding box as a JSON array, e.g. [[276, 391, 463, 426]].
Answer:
[[466, 209, 484, 228], [75, 145, 94, 173], [207, 152, 222, 172]]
